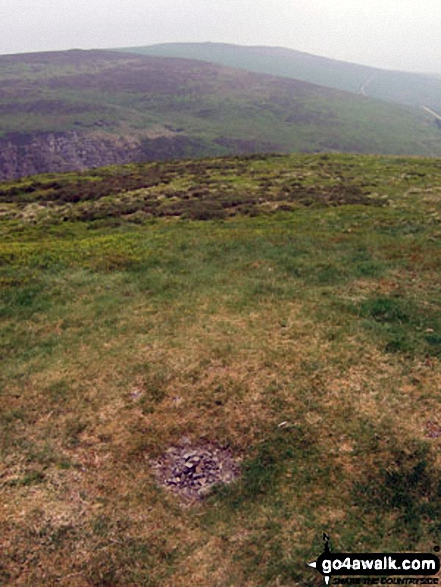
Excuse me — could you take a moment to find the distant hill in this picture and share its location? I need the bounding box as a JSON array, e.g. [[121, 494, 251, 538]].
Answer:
[[1, 48, 441, 179], [121, 43, 441, 113]]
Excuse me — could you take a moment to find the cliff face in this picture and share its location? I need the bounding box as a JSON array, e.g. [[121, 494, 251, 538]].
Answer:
[[0, 131, 143, 181]]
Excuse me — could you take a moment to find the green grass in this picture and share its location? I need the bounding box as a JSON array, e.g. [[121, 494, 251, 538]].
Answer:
[[2, 49, 441, 181], [1, 153, 441, 585]]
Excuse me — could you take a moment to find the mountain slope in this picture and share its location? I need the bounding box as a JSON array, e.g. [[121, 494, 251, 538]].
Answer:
[[121, 42, 441, 113], [1, 48, 441, 179]]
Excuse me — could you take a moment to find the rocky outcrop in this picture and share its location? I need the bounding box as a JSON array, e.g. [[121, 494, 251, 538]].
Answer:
[[0, 129, 280, 181], [0, 131, 143, 181]]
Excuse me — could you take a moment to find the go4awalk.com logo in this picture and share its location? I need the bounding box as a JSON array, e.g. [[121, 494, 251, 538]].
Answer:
[[307, 535, 440, 585]]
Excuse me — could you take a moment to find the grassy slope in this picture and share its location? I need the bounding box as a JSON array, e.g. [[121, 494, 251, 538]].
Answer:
[[122, 42, 441, 113], [1, 49, 441, 159], [1, 153, 441, 585]]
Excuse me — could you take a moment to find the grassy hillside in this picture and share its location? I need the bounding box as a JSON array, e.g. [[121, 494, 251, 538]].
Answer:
[[122, 42, 441, 113], [1, 153, 441, 585], [1, 48, 441, 178]]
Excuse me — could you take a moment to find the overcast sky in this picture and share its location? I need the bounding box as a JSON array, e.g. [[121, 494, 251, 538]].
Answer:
[[1, 0, 440, 73]]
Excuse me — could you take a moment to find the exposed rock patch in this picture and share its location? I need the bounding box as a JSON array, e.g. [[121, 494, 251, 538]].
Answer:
[[0, 129, 219, 181], [0, 130, 142, 181], [151, 442, 240, 501]]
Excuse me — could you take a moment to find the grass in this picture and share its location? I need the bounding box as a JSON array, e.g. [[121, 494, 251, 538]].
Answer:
[[2, 49, 441, 182], [1, 153, 441, 585]]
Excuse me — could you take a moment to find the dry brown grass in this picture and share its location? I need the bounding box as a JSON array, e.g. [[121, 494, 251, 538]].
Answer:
[[2, 153, 441, 585], [3, 290, 438, 583]]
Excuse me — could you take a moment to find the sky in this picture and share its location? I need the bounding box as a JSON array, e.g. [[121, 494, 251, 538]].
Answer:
[[1, 0, 440, 73]]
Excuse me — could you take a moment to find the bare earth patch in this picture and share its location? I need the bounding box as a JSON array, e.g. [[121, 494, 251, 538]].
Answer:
[[151, 440, 240, 501]]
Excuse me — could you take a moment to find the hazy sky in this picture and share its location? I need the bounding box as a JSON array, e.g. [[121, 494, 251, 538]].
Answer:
[[1, 0, 440, 73]]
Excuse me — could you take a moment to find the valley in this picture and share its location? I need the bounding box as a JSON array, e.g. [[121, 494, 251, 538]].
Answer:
[[1, 48, 441, 180]]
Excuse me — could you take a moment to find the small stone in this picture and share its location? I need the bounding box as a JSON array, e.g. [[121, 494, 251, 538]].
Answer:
[[183, 451, 197, 460]]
